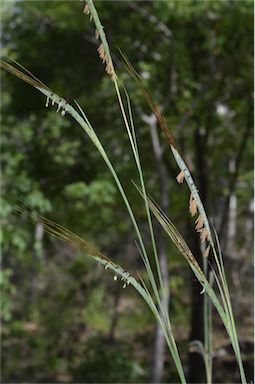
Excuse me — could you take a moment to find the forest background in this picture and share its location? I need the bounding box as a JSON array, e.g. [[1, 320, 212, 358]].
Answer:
[[1, 1, 254, 383]]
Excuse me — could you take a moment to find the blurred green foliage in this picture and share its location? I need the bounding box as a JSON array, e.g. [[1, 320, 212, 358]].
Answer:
[[73, 337, 145, 383]]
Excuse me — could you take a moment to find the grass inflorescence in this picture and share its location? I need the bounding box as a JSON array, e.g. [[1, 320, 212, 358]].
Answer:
[[1, 1, 247, 383]]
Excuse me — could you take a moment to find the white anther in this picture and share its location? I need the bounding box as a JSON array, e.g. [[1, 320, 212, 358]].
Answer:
[[56, 102, 62, 113]]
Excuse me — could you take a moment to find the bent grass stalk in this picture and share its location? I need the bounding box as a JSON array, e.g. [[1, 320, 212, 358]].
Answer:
[[120, 56, 214, 382], [125, 59, 247, 382], [135, 188, 229, 328], [11, 203, 171, 348], [121, 48, 215, 383], [1, 1, 247, 382], [81, 1, 184, 379], [85, 0, 169, 322], [0, 59, 186, 383]]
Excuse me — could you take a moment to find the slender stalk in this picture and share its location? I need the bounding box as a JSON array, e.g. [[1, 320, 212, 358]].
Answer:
[[86, 0, 169, 321], [122, 54, 247, 384], [0, 58, 187, 383], [84, 0, 178, 372]]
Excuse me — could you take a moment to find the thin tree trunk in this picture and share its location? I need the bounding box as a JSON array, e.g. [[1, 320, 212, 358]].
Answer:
[[144, 114, 170, 384]]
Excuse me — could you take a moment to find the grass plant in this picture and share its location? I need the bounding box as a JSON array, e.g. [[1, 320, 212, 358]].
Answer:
[[1, 1, 247, 383]]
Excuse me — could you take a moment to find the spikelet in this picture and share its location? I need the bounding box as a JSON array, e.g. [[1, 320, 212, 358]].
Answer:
[[199, 227, 209, 243], [195, 215, 204, 231], [203, 245, 210, 258], [82, 2, 117, 82], [189, 193, 197, 217], [106, 61, 116, 81], [83, 3, 90, 15], [98, 43, 107, 64], [97, 44, 116, 80], [176, 170, 185, 184]]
